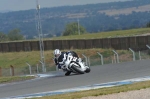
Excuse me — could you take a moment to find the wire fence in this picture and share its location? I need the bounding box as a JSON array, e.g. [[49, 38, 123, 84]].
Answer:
[[0, 63, 56, 77], [0, 49, 150, 77]]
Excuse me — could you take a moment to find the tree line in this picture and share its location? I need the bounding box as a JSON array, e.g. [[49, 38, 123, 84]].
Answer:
[[0, 21, 150, 42], [0, 29, 24, 42], [0, 22, 87, 42], [0, 0, 150, 39]]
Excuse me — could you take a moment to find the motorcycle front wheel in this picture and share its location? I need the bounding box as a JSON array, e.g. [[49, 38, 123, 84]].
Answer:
[[85, 67, 90, 73], [71, 65, 84, 74]]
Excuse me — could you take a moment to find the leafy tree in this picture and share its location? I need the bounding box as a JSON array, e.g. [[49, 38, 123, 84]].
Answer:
[[62, 22, 86, 36], [7, 29, 24, 41], [0, 32, 8, 42]]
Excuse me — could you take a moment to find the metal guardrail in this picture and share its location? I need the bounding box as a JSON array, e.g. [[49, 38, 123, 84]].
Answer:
[[1, 47, 150, 76], [0, 36, 150, 52]]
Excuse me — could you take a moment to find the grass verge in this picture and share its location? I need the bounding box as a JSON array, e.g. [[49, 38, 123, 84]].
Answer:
[[0, 48, 131, 68], [0, 76, 35, 84], [50, 28, 150, 40], [35, 81, 150, 99]]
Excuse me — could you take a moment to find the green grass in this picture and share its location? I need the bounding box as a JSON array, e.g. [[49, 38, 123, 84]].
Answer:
[[0, 48, 133, 68], [0, 51, 41, 68], [0, 48, 150, 68], [0, 48, 135, 76], [0, 76, 35, 84], [49, 28, 150, 40], [34, 80, 150, 99], [9, 28, 150, 42]]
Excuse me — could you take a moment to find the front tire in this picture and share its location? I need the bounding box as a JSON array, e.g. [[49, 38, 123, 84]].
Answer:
[[85, 67, 90, 73], [71, 65, 84, 74]]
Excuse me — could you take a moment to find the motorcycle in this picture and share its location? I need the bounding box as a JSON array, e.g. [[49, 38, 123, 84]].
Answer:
[[61, 53, 90, 75]]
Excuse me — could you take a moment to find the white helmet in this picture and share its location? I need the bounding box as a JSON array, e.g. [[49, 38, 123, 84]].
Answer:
[[53, 49, 61, 58]]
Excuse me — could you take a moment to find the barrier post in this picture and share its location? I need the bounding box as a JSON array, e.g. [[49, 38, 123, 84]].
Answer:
[[139, 51, 141, 60], [129, 48, 135, 61], [112, 50, 119, 63], [82, 54, 88, 66], [10, 65, 14, 76], [97, 52, 104, 65], [37, 64, 39, 73], [26, 62, 32, 74]]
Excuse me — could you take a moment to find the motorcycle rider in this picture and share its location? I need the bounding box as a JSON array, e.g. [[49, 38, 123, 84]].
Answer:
[[53, 49, 78, 76]]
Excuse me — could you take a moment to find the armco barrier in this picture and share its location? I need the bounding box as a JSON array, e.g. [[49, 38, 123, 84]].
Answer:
[[30, 41, 39, 51], [53, 40, 62, 50], [44, 40, 53, 50], [77, 40, 85, 49], [0, 44, 1, 52], [9, 42, 17, 52], [137, 36, 147, 51], [24, 41, 31, 51], [102, 38, 111, 49], [111, 38, 120, 50], [0, 35, 150, 52], [16, 42, 24, 52], [148, 36, 150, 44], [119, 37, 129, 50], [85, 39, 93, 49], [1, 43, 9, 52], [92, 39, 103, 48], [129, 37, 138, 51], [69, 40, 78, 49], [62, 40, 70, 49]]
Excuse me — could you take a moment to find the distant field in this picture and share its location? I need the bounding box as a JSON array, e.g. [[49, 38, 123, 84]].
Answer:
[[65, 4, 150, 18], [49, 28, 150, 40], [99, 4, 150, 16]]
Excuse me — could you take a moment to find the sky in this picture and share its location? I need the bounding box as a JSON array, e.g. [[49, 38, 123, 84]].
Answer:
[[0, 0, 129, 12]]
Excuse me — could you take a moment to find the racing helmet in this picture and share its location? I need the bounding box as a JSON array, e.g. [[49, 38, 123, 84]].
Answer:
[[53, 49, 61, 58]]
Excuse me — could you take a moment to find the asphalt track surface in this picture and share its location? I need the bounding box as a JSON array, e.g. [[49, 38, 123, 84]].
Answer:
[[0, 59, 150, 98]]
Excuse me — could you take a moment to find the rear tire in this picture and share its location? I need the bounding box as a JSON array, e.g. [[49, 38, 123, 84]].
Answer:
[[71, 65, 84, 74], [65, 71, 71, 76]]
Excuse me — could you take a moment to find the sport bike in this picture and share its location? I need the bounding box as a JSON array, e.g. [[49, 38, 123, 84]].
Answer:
[[61, 53, 90, 74]]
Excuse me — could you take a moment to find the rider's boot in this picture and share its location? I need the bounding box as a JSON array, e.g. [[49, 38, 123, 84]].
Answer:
[[65, 71, 71, 76], [57, 64, 61, 70]]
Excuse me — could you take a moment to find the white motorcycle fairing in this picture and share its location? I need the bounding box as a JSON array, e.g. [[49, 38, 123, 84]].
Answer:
[[62, 53, 90, 74]]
